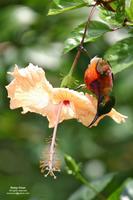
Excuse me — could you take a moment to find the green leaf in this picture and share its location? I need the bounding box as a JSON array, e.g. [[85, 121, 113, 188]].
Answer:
[[108, 178, 133, 200], [99, 0, 125, 27], [125, 0, 133, 22], [48, 0, 88, 16], [82, 0, 93, 3], [68, 173, 115, 200], [107, 186, 122, 200], [64, 20, 111, 54], [68, 169, 133, 200], [121, 179, 133, 199], [104, 37, 133, 74]]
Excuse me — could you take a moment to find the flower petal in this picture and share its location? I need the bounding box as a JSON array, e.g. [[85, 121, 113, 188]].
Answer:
[[47, 88, 97, 127], [107, 108, 128, 123], [92, 108, 128, 127], [6, 63, 53, 116]]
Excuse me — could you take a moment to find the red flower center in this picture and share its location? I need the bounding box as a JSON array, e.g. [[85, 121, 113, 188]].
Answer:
[[63, 100, 70, 105]]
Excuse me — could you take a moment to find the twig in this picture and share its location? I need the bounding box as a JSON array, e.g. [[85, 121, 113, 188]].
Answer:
[[69, 3, 97, 75]]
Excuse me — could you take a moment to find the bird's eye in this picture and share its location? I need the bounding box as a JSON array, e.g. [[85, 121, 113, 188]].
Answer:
[[96, 61, 110, 76]]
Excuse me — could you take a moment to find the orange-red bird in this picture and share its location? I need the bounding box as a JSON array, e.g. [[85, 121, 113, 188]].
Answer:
[[84, 57, 115, 127]]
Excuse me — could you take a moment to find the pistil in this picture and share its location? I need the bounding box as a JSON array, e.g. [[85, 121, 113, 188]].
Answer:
[[40, 102, 63, 179]]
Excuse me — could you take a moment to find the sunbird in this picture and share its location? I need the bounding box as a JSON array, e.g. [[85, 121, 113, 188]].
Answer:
[[84, 57, 115, 127]]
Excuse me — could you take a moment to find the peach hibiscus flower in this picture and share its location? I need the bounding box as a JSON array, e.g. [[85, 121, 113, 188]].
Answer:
[[6, 63, 127, 128], [6, 63, 127, 178]]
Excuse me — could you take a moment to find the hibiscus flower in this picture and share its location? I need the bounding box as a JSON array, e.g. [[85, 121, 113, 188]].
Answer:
[[6, 63, 127, 178]]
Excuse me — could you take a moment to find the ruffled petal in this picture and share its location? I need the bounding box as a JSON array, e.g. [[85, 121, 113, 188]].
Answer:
[[6, 63, 53, 116]]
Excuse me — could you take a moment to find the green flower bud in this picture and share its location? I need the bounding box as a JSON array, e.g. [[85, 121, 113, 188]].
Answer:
[[64, 154, 81, 176], [60, 73, 76, 88]]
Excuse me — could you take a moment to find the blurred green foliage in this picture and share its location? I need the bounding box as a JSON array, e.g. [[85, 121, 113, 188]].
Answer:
[[0, 0, 133, 200]]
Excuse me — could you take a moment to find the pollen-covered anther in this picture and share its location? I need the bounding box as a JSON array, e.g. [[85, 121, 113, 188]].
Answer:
[[40, 159, 61, 179]]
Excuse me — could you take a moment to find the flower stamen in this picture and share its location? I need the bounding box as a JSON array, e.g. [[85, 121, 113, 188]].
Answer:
[[40, 102, 63, 179]]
